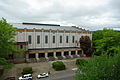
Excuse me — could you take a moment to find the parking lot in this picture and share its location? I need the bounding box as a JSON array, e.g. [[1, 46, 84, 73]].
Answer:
[[1, 58, 78, 80]]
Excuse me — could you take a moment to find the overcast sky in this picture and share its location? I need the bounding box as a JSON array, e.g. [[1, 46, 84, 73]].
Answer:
[[0, 0, 120, 30]]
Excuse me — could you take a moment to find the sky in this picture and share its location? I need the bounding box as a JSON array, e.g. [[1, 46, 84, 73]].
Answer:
[[0, 0, 120, 30]]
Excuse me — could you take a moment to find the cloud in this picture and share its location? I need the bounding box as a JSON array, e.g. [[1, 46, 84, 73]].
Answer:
[[0, 0, 120, 30]]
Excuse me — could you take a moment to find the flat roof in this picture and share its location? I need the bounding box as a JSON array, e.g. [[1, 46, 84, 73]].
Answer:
[[11, 23, 84, 31]]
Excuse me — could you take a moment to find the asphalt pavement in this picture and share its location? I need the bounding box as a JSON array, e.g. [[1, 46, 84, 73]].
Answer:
[[34, 70, 76, 80]]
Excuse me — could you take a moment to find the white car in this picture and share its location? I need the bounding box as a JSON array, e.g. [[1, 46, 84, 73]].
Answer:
[[18, 74, 32, 80], [37, 73, 49, 79]]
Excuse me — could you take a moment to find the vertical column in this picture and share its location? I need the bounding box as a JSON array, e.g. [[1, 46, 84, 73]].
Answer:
[[61, 51, 66, 59], [35, 53, 39, 62], [45, 53, 49, 60], [33, 28, 36, 48], [56, 30, 59, 47], [53, 52, 58, 59], [49, 29, 51, 48], [41, 29, 44, 48], [82, 50, 86, 57], [69, 51, 73, 58], [75, 50, 80, 57], [26, 54, 29, 62]]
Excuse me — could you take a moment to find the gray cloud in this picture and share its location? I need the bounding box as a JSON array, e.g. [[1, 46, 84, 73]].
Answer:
[[0, 0, 120, 30]]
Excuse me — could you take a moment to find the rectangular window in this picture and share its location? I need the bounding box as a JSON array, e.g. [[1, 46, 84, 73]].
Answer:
[[72, 36, 75, 43], [37, 35, 40, 44], [45, 35, 48, 44], [66, 36, 68, 43], [28, 35, 31, 44], [53, 36, 55, 43], [60, 36, 62, 43], [20, 45, 23, 49]]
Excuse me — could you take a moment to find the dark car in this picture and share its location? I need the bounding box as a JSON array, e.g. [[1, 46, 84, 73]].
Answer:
[[4, 77, 16, 80]]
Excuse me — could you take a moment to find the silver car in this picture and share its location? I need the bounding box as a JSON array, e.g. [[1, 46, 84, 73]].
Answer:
[[18, 74, 32, 80], [37, 73, 49, 79]]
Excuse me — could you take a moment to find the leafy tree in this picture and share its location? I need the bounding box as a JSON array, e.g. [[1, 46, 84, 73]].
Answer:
[[0, 18, 17, 70], [0, 18, 17, 58], [93, 28, 120, 55], [80, 36, 93, 56], [76, 50, 120, 80]]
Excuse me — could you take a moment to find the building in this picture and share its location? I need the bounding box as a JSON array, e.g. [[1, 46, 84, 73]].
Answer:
[[12, 23, 92, 62]]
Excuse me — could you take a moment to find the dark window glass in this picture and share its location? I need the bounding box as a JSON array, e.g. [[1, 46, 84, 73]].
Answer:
[[60, 36, 62, 43], [53, 36, 55, 43], [20, 45, 23, 49], [28, 35, 31, 44], [72, 36, 75, 43], [37, 35, 40, 44], [66, 36, 68, 43], [45, 35, 48, 44]]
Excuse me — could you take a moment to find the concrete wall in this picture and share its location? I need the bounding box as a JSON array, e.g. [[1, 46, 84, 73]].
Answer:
[[14, 29, 92, 49]]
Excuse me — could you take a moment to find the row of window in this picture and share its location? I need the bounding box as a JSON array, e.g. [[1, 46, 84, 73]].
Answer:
[[28, 35, 75, 44]]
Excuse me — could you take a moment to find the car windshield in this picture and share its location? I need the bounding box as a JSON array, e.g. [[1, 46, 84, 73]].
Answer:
[[22, 76, 26, 78], [40, 73, 45, 76]]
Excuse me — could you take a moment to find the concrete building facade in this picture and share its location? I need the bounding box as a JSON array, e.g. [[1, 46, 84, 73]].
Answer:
[[12, 23, 92, 62]]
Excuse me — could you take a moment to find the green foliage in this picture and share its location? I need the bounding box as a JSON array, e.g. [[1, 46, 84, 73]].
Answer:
[[93, 28, 120, 55], [22, 67, 33, 75], [0, 58, 14, 69], [76, 59, 88, 67], [52, 61, 66, 71], [0, 18, 17, 57], [0, 58, 8, 65], [76, 51, 120, 80], [0, 68, 4, 77]]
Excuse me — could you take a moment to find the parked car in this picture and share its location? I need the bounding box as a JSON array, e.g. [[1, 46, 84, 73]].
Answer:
[[18, 74, 32, 80], [4, 77, 16, 80], [37, 73, 49, 79]]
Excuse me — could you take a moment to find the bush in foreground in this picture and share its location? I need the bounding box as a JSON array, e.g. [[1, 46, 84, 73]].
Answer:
[[22, 67, 33, 75], [52, 61, 66, 71], [76, 59, 88, 67], [76, 52, 120, 80]]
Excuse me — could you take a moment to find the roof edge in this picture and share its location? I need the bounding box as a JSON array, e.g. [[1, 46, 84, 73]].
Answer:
[[22, 22, 60, 26]]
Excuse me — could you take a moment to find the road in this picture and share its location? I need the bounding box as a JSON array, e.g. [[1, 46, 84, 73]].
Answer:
[[35, 70, 76, 80]]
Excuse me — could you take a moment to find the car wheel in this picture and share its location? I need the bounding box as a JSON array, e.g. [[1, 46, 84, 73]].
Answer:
[[37, 77, 40, 79]]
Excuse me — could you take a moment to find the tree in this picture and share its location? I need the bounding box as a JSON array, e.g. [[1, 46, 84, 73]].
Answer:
[[80, 36, 93, 56], [0, 18, 17, 58], [93, 28, 120, 55], [76, 51, 120, 80], [0, 18, 17, 70]]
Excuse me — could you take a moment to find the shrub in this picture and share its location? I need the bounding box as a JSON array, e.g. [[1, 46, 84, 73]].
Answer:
[[76, 59, 88, 67], [0, 68, 4, 77], [76, 53, 120, 80], [22, 67, 33, 75], [52, 61, 66, 71]]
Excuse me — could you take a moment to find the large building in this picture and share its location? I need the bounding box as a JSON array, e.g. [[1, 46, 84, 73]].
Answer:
[[12, 23, 92, 62]]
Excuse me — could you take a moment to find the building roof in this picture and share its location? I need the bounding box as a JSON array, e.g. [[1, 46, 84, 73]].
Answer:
[[11, 22, 85, 31]]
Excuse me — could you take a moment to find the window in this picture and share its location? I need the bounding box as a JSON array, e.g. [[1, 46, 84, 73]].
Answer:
[[45, 35, 48, 44], [60, 36, 62, 43], [66, 36, 68, 43], [28, 35, 31, 44], [37, 35, 40, 44], [72, 36, 75, 43], [20, 45, 23, 49], [53, 36, 55, 43]]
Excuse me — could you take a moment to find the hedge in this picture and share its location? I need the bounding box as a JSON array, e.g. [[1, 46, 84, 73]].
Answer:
[[22, 67, 33, 75], [52, 61, 66, 71]]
